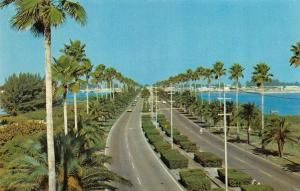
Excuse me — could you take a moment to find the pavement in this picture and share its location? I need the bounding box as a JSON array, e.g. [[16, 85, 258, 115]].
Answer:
[[106, 98, 183, 191], [159, 103, 300, 191]]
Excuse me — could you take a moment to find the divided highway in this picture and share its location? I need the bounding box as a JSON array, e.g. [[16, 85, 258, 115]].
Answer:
[[160, 103, 300, 191], [106, 98, 183, 191]]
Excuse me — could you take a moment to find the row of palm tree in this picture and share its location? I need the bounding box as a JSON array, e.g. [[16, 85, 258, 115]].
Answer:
[[0, 0, 139, 188], [53, 39, 139, 137], [156, 62, 273, 141], [1, 0, 88, 188]]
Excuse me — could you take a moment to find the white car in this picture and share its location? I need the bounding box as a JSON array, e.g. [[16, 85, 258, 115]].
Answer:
[[127, 109, 133, 112], [162, 101, 166, 104]]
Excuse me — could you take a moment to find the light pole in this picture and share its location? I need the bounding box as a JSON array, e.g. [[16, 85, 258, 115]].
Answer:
[[218, 86, 231, 191], [154, 86, 158, 129], [169, 83, 175, 149], [151, 86, 154, 119]]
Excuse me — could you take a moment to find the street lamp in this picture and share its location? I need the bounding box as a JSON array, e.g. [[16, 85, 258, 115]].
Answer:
[[169, 83, 175, 149], [154, 86, 158, 129], [218, 86, 231, 191]]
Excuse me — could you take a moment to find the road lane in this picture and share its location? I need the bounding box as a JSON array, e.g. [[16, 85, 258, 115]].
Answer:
[[160, 104, 300, 191], [106, 99, 183, 191]]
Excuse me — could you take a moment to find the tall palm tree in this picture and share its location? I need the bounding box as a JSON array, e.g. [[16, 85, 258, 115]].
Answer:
[[213, 61, 226, 99], [229, 63, 245, 140], [0, 1, 86, 189], [289, 42, 300, 67], [204, 68, 213, 104], [61, 40, 87, 131], [252, 63, 273, 150], [52, 55, 80, 135], [251, 63, 273, 134], [91, 64, 106, 101], [81, 59, 93, 114], [240, 103, 258, 144], [186, 69, 194, 92], [195, 66, 206, 104]]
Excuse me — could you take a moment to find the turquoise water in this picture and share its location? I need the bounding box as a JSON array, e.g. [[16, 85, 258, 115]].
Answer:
[[199, 92, 300, 115]]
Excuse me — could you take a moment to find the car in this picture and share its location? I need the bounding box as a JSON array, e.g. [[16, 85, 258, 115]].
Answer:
[[127, 109, 133, 112], [132, 103, 136, 106], [134, 99, 137, 102], [162, 101, 166, 104]]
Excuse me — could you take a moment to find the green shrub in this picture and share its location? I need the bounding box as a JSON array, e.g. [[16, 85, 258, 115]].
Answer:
[[153, 140, 171, 153], [164, 128, 180, 137], [194, 152, 222, 167], [180, 141, 197, 152], [160, 150, 188, 169], [173, 134, 189, 144], [0, 121, 46, 146], [217, 168, 252, 187], [179, 169, 211, 191], [240, 185, 274, 191]]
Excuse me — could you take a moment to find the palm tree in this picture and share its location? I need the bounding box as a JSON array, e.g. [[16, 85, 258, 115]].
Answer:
[[0, 1, 86, 189], [186, 69, 194, 92], [229, 63, 245, 140], [240, 103, 258, 144], [289, 42, 300, 67], [52, 55, 80, 135], [91, 64, 106, 101], [204, 68, 213, 104], [213, 61, 226, 99], [81, 59, 93, 114], [61, 40, 87, 131], [263, 115, 291, 157], [251, 63, 273, 133], [195, 66, 206, 104]]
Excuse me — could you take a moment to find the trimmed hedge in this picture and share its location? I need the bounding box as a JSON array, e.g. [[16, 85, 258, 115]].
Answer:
[[160, 150, 188, 169], [180, 141, 197, 152], [240, 185, 274, 191], [179, 169, 211, 191], [194, 152, 222, 167], [153, 140, 171, 153], [217, 168, 252, 187], [173, 134, 189, 144]]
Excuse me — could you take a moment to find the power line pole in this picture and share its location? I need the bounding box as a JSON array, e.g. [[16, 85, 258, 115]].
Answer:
[[151, 86, 154, 119], [154, 86, 158, 129], [218, 87, 231, 191], [169, 83, 175, 149]]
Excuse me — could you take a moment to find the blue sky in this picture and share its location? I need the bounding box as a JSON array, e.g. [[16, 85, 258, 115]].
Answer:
[[1, 0, 300, 85]]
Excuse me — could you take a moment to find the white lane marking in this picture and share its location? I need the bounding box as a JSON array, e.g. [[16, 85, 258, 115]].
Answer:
[[131, 161, 135, 169], [137, 177, 142, 185]]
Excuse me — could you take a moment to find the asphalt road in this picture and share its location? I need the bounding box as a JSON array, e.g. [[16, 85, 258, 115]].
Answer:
[[160, 103, 300, 191], [106, 98, 183, 191]]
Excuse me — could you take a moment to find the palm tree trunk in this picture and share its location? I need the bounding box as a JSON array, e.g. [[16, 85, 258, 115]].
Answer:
[[86, 83, 89, 114], [218, 78, 221, 98], [261, 85, 265, 149], [63, 98, 68, 135], [277, 141, 282, 157], [236, 80, 240, 141], [74, 92, 78, 131], [200, 82, 203, 105], [208, 83, 211, 105], [44, 23, 56, 191]]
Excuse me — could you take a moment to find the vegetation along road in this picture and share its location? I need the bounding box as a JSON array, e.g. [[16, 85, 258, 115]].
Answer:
[[106, 97, 183, 191], [160, 102, 300, 191]]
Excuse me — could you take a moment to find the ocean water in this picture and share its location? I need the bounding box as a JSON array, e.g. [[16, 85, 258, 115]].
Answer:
[[198, 92, 300, 115]]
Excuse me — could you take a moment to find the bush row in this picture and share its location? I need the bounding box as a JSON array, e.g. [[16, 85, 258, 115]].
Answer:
[[217, 168, 252, 187], [194, 151, 222, 167], [179, 169, 211, 191], [240, 185, 274, 191], [142, 115, 188, 169], [157, 115, 197, 153]]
